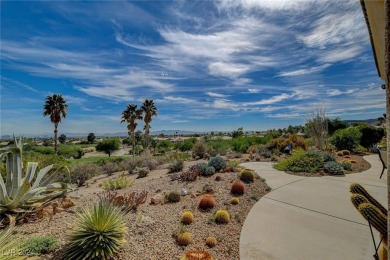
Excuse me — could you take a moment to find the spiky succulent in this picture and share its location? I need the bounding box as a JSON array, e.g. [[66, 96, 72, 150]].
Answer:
[[181, 250, 213, 260], [0, 137, 72, 215], [198, 195, 216, 210], [240, 169, 255, 183], [177, 232, 192, 246], [181, 211, 194, 225], [64, 201, 128, 260], [0, 222, 25, 260], [215, 210, 230, 224], [323, 161, 344, 175], [205, 236, 217, 248], [231, 180, 245, 195], [230, 197, 239, 205], [208, 157, 226, 172]]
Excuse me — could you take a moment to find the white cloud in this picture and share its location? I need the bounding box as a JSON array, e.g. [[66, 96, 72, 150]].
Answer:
[[218, 0, 327, 11], [326, 89, 354, 96], [319, 46, 363, 63], [251, 93, 292, 105], [248, 88, 261, 93], [266, 113, 301, 118], [278, 64, 330, 77], [205, 92, 229, 98]]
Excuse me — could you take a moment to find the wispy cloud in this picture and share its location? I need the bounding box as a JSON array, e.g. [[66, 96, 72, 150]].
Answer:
[[205, 92, 229, 98]]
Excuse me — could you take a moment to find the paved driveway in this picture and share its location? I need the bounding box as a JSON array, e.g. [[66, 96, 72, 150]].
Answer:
[[240, 155, 387, 260]]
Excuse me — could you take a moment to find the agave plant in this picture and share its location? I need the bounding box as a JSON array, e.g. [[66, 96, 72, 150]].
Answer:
[[0, 137, 72, 215], [0, 222, 26, 260], [64, 200, 128, 260]]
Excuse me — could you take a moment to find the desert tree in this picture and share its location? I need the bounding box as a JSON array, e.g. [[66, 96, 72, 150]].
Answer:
[[59, 134, 67, 144], [43, 94, 68, 154], [121, 104, 143, 158], [96, 138, 120, 157], [305, 106, 328, 150], [141, 99, 157, 152], [87, 133, 96, 144]]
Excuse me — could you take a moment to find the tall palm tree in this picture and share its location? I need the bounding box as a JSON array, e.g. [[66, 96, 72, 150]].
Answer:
[[121, 104, 143, 158], [141, 99, 157, 152], [43, 94, 68, 154]]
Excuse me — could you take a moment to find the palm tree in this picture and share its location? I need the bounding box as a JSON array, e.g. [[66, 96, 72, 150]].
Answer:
[[43, 94, 68, 154], [141, 99, 157, 152], [121, 104, 143, 158]]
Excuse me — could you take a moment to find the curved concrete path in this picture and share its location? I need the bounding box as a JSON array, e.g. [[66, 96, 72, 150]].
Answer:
[[240, 155, 387, 260]]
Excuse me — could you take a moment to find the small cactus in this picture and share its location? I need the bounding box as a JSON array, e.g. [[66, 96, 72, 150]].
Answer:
[[180, 250, 213, 260], [351, 194, 368, 210], [231, 180, 245, 195], [230, 197, 239, 205], [205, 236, 217, 248], [215, 210, 230, 224], [177, 232, 192, 246], [358, 203, 387, 236], [166, 191, 181, 203], [181, 211, 194, 225], [198, 195, 216, 210], [350, 183, 387, 216], [240, 169, 255, 183]]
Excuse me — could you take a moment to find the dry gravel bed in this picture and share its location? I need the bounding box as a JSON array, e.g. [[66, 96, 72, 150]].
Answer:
[[14, 166, 270, 260]]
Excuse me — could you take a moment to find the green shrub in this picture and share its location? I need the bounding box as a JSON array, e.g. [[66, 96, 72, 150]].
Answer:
[[192, 142, 210, 159], [358, 125, 385, 148], [96, 138, 121, 156], [169, 159, 184, 173], [22, 236, 59, 256], [197, 163, 209, 175], [166, 191, 181, 203], [330, 127, 362, 151], [101, 162, 118, 176], [102, 176, 134, 190], [258, 146, 272, 158], [267, 134, 306, 152], [70, 163, 101, 187], [324, 161, 344, 175], [204, 166, 216, 176], [64, 201, 128, 260], [135, 167, 150, 178], [208, 156, 227, 172], [274, 149, 323, 173], [340, 162, 352, 171], [226, 159, 241, 172], [58, 145, 84, 159]]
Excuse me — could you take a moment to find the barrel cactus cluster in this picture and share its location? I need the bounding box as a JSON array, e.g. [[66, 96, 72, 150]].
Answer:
[[349, 183, 387, 240]]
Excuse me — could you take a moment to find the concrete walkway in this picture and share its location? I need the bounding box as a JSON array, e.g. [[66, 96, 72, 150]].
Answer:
[[240, 155, 387, 260]]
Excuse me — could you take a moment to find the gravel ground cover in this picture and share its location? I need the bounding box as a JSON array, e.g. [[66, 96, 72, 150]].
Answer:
[[13, 162, 270, 260]]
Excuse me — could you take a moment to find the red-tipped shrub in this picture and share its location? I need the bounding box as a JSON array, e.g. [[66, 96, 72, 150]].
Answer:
[[198, 195, 216, 210], [231, 180, 245, 195]]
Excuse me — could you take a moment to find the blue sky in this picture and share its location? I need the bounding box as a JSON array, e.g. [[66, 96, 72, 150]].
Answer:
[[0, 0, 385, 135]]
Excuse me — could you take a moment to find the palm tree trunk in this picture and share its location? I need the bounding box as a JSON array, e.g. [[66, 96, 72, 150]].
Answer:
[[131, 131, 136, 159], [54, 123, 58, 154], [144, 125, 150, 154]]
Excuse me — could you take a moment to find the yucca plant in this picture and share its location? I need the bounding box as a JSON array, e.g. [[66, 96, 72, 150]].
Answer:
[[0, 137, 72, 215], [64, 200, 128, 260]]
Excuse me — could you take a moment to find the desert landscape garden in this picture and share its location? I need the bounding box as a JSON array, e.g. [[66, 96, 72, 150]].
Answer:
[[0, 94, 387, 259]]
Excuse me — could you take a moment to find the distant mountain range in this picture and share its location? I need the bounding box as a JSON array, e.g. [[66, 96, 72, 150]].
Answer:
[[1, 119, 382, 139], [1, 130, 207, 139]]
